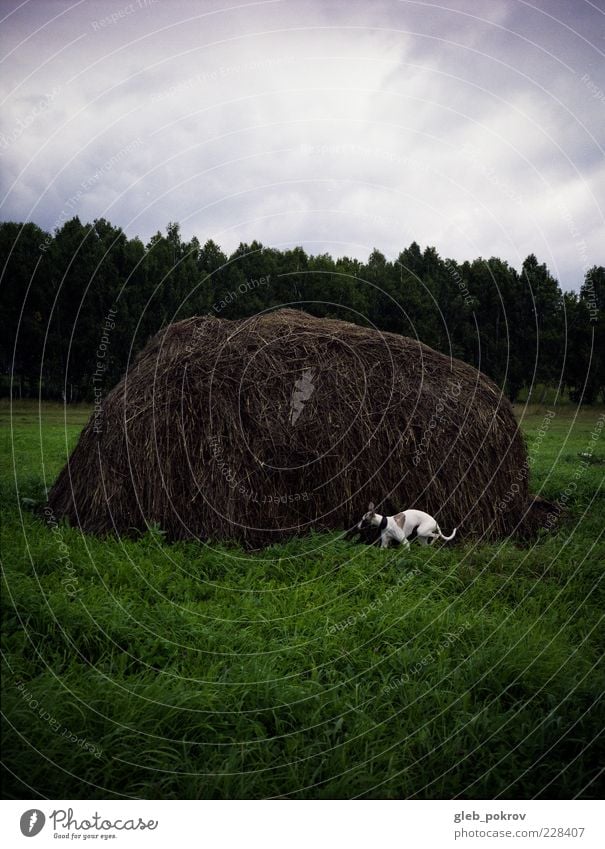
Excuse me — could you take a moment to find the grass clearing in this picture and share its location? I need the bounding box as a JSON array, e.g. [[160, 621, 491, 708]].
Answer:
[[1, 400, 604, 799]]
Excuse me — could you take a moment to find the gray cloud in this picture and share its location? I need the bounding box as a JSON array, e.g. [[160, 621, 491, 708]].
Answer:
[[0, 0, 603, 288]]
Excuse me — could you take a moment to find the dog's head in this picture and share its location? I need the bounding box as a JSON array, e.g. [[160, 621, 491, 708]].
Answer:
[[358, 502, 379, 529]]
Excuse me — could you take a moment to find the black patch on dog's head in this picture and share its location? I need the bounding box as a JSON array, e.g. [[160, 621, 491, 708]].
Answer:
[[345, 523, 381, 546]]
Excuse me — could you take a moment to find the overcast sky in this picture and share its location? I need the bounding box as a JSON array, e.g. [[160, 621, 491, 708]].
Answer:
[[1, 0, 603, 289]]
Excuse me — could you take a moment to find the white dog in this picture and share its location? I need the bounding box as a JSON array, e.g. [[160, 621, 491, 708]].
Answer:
[[358, 502, 456, 549]]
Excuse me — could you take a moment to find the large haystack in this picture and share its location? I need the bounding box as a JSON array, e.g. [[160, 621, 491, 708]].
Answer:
[[48, 309, 528, 546]]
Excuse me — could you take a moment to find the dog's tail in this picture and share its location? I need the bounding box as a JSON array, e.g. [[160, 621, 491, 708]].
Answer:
[[437, 526, 457, 541]]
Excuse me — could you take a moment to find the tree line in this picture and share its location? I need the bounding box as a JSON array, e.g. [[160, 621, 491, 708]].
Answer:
[[1, 217, 603, 403]]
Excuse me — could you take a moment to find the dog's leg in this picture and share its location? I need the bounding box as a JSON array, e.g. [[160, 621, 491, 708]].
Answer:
[[388, 525, 408, 550], [418, 520, 438, 541], [380, 533, 389, 549], [422, 533, 442, 548]]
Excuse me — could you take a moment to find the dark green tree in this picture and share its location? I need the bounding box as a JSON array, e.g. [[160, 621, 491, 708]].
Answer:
[[0, 221, 51, 397]]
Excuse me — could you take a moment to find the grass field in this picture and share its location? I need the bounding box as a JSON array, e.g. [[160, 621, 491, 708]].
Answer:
[[1, 400, 604, 799]]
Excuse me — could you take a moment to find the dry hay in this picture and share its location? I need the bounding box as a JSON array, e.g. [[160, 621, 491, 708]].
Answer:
[[48, 308, 530, 546], [517, 494, 563, 540]]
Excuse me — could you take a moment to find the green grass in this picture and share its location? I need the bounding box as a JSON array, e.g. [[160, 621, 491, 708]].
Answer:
[[1, 400, 604, 799]]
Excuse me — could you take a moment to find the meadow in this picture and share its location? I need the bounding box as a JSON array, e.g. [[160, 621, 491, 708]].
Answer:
[[1, 400, 603, 799]]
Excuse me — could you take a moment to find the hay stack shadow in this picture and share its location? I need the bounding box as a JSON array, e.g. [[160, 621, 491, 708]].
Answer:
[[48, 309, 529, 547]]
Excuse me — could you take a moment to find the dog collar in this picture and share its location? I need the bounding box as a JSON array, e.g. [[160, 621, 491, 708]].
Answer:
[[379, 515, 388, 531]]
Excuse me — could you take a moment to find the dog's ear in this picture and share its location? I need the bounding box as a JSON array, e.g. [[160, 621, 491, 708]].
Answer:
[[368, 501, 375, 512]]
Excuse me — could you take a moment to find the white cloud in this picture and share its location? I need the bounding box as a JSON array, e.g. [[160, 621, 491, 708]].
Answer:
[[0, 0, 602, 289]]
